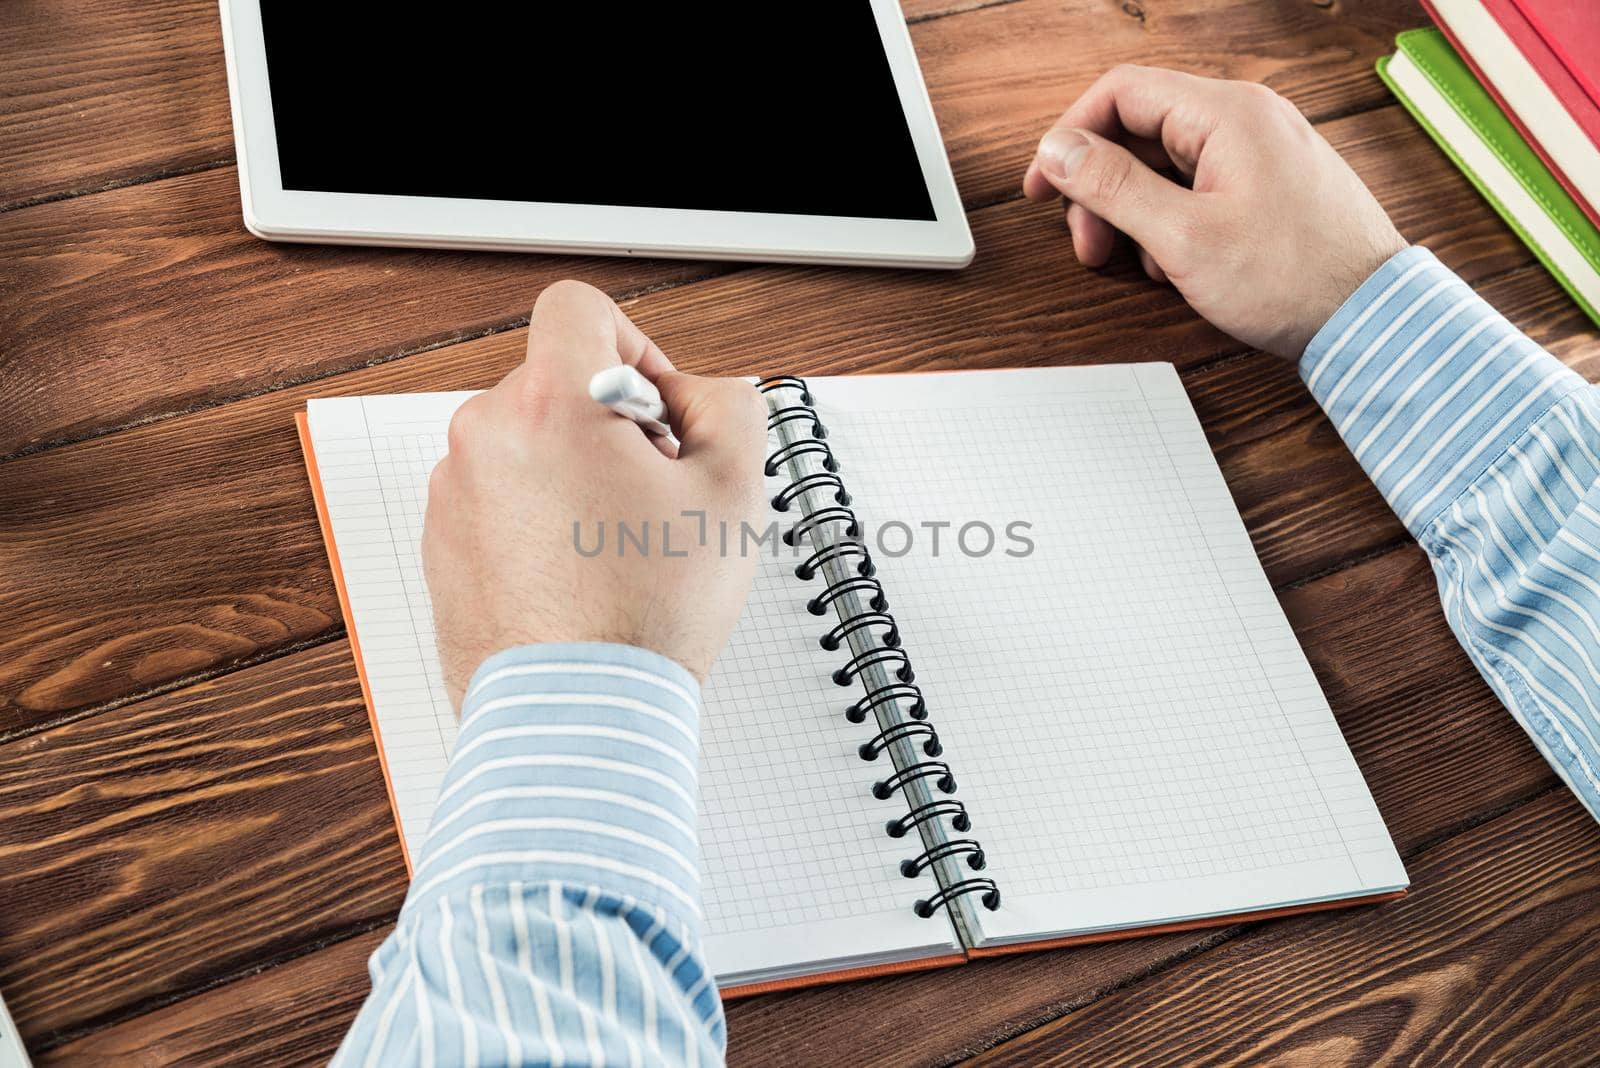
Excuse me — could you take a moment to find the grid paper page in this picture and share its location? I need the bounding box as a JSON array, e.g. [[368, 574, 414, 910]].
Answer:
[[808, 366, 1407, 945], [307, 394, 464, 859], [305, 394, 956, 984]]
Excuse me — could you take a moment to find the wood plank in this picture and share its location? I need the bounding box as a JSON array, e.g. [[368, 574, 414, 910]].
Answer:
[[0, 0, 232, 210], [1, 544, 1559, 1056], [36, 929, 389, 1067], [0, 3, 1435, 457], [0, 0, 1417, 213], [974, 789, 1600, 1065], [0, 642, 405, 1044], [0, 167, 724, 457], [4, 209, 1587, 735]]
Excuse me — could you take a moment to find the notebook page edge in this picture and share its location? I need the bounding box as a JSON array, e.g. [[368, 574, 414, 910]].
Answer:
[[297, 409, 417, 873], [304, 392, 469, 862]]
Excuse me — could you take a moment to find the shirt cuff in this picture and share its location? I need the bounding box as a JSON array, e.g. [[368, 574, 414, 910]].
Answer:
[[1299, 246, 1587, 537], [403, 642, 704, 924]]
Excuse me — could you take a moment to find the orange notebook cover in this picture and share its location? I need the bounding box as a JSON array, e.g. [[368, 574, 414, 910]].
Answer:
[[297, 367, 1408, 1000]]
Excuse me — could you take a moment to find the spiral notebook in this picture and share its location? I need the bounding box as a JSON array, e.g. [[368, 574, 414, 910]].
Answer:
[[297, 364, 1408, 997]]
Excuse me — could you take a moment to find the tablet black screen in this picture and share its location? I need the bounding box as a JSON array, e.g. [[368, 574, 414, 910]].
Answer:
[[260, 6, 939, 221]]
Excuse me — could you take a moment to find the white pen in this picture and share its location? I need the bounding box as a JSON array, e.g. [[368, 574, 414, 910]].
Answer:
[[589, 365, 673, 438]]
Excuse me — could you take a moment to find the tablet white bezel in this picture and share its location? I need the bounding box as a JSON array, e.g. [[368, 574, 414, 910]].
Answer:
[[217, 2, 974, 268]]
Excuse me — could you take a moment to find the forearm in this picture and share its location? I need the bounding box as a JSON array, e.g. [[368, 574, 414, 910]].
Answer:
[[1303, 247, 1600, 818], [333, 643, 724, 1068]]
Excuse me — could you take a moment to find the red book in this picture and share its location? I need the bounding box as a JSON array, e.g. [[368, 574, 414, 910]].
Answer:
[[1422, 0, 1600, 229], [1510, 0, 1600, 109]]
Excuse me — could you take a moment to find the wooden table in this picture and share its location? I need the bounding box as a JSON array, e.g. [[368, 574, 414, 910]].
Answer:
[[4, 1, 1599, 1064]]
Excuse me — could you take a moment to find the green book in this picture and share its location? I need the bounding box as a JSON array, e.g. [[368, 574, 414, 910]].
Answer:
[[1379, 28, 1600, 328]]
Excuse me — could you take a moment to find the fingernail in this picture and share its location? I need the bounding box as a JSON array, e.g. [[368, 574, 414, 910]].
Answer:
[[1037, 129, 1090, 181]]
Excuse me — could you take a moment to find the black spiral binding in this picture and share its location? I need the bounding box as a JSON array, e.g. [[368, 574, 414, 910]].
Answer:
[[858, 721, 940, 761], [872, 760, 955, 800], [807, 575, 886, 617], [760, 375, 1001, 924], [796, 541, 874, 582], [820, 611, 897, 652], [887, 799, 970, 838], [771, 472, 850, 512], [765, 439, 836, 477], [847, 682, 924, 724], [783, 507, 857, 547], [832, 645, 912, 687], [901, 839, 985, 878], [915, 878, 1001, 919]]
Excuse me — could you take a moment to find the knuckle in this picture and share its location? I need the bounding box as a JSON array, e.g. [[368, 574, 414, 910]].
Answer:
[[507, 375, 556, 429], [445, 409, 474, 455], [445, 395, 489, 454], [1240, 80, 1291, 117], [419, 515, 437, 563], [706, 382, 768, 497], [705, 376, 763, 423], [1235, 79, 1274, 101]]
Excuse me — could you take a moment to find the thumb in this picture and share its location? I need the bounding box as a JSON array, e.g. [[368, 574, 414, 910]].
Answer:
[[1035, 127, 1202, 268], [654, 371, 768, 482]]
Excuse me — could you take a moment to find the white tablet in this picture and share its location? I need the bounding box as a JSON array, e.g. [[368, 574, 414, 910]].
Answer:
[[217, 4, 974, 268]]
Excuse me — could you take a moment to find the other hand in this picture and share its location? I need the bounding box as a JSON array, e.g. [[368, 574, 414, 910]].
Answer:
[[1023, 64, 1409, 359], [422, 280, 767, 706]]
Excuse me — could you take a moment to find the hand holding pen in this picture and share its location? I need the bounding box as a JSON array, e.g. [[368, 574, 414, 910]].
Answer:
[[420, 281, 767, 705]]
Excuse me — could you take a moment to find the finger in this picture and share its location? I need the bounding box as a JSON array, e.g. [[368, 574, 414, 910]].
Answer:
[[654, 371, 767, 476], [521, 280, 673, 396], [1044, 64, 1221, 176], [1034, 127, 1204, 270], [610, 300, 676, 381], [1023, 156, 1056, 201], [1026, 131, 1178, 202], [1066, 201, 1117, 268]]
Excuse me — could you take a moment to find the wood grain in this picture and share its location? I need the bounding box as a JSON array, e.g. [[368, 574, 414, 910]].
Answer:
[[5, 231, 1588, 736], [973, 789, 1600, 1065], [0, 0, 232, 210], [0, 641, 406, 1043], [1, 3, 1437, 457], [0, 168, 724, 457], [37, 928, 390, 1068], [1, 545, 1557, 1056]]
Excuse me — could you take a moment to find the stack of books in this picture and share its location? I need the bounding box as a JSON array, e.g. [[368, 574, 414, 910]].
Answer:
[[1379, 1, 1600, 327]]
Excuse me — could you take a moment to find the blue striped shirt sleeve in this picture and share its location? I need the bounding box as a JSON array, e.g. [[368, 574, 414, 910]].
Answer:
[[1302, 246, 1600, 820], [331, 642, 725, 1068]]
